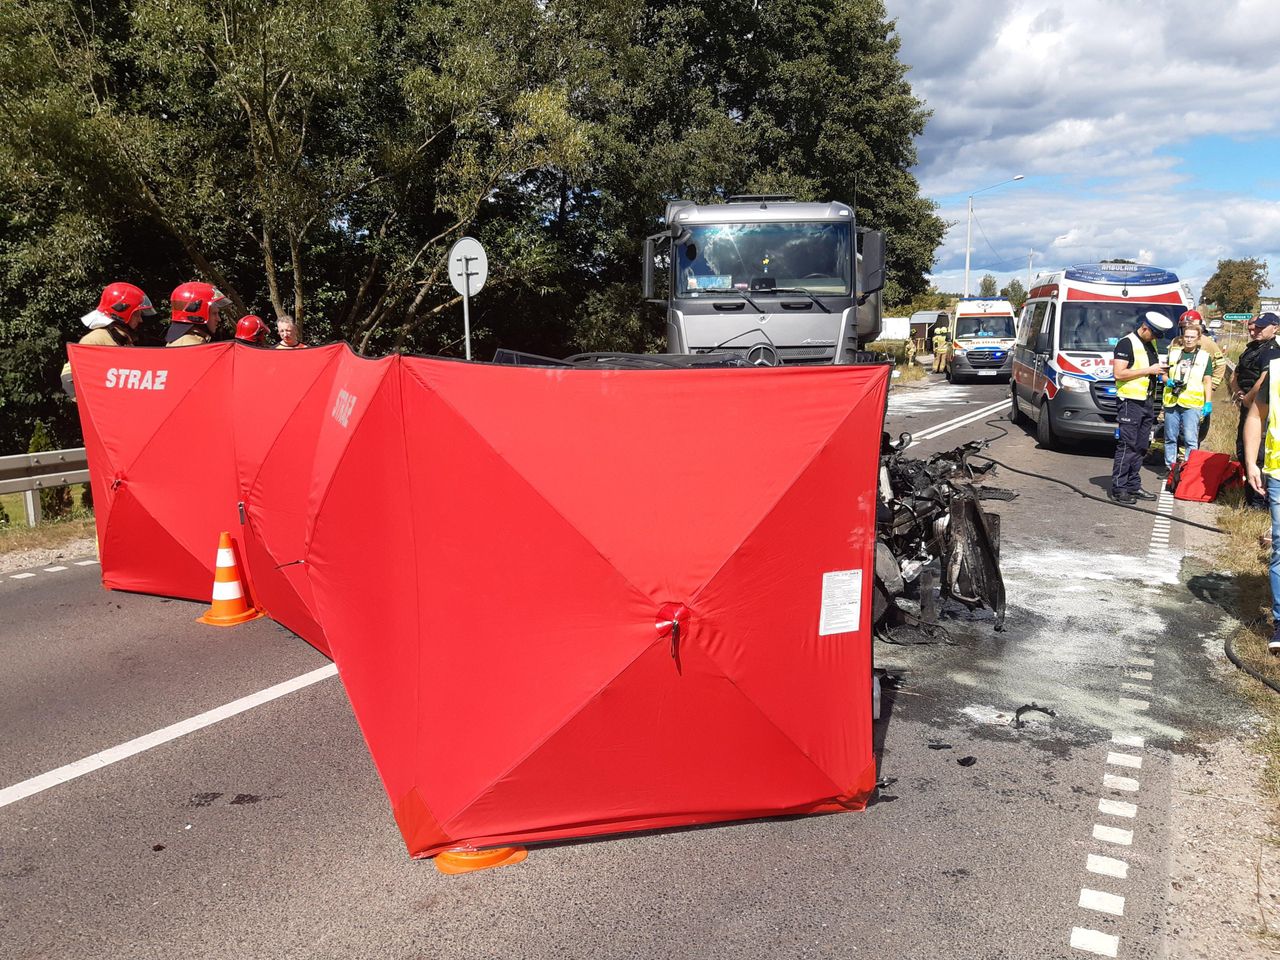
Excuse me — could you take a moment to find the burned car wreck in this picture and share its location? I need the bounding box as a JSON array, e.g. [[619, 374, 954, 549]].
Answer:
[[874, 433, 1008, 641]]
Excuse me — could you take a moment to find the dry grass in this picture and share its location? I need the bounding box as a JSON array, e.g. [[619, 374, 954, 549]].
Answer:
[[0, 487, 96, 555], [895, 361, 926, 383]]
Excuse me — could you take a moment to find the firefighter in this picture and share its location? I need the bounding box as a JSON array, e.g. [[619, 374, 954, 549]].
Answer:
[[1109, 311, 1172, 504], [1168, 309, 1224, 439], [61, 282, 157, 399], [235, 314, 270, 346], [166, 281, 230, 347], [931, 324, 949, 374], [275, 314, 306, 349], [1243, 351, 1280, 654]]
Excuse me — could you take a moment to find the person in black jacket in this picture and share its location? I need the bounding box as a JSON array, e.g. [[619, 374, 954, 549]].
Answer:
[[1232, 313, 1280, 508]]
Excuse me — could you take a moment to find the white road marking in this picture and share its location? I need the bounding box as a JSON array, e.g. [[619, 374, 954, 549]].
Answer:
[[0, 663, 338, 810], [1104, 773, 1140, 792], [1125, 670, 1153, 682], [1087, 854, 1129, 879], [1079, 889, 1125, 917], [906, 399, 1009, 447], [1093, 824, 1134, 846], [9, 572, 36, 580], [1118, 697, 1149, 711], [1107, 752, 1143, 769], [1128, 656, 1155, 668], [1111, 733, 1144, 748], [1098, 798, 1137, 818], [1071, 926, 1119, 957], [75, 559, 99, 566], [42, 566, 68, 572], [1121, 681, 1152, 694]]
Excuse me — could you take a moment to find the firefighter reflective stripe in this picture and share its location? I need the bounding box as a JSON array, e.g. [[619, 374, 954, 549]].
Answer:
[[1116, 333, 1151, 401], [1265, 357, 1280, 475], [1162, 347, 1210, 409]]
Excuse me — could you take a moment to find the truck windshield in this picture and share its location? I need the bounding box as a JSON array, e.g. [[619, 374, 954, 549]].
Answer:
[[955, 315, 1015, 338], [675, 221, 851, 298], [1060, 302, 1184, 352]]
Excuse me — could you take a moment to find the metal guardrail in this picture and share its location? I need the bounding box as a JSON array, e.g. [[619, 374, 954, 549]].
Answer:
[[0, 447, 90, 527]]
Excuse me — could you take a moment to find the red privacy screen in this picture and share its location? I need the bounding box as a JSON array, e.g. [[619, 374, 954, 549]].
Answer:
[[71, 343, 888, 856]]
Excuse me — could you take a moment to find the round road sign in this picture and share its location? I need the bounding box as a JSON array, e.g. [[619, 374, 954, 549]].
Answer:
[[448, 237, 488, 297]]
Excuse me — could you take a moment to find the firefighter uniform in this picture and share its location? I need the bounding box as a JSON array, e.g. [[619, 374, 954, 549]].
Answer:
[[931, 327, 949, 373], [62, 283, 155, 400], [166, 326, 214, 348], [1110, 314, 1172, 503]]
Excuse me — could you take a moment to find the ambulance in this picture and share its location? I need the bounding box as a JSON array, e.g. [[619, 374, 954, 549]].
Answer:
[[1010, 262, 1194, 449], [945, 297, 1017, 383]]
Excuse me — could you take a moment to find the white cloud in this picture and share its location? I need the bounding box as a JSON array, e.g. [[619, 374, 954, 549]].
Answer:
[[886, 0, 1280, 296]]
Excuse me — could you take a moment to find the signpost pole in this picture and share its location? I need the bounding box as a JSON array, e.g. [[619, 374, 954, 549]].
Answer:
[[462, 256, 473, 361]]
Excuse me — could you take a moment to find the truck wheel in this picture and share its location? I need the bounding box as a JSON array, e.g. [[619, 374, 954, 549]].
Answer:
[[1036, 399, 1058, 449], [1009, 387, 1028, 426]]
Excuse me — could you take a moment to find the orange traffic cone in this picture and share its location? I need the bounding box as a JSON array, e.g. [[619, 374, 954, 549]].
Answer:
[[197, 532, 265, 627], [433, 844, 528, 875]]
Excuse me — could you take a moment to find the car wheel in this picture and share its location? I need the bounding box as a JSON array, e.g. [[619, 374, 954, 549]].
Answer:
[[1009, 387, 1028, 425], [1036, 399, 1058, 449]]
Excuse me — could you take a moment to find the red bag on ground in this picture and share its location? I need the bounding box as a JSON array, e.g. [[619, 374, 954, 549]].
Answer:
[[1167, 449, 1243, 502]]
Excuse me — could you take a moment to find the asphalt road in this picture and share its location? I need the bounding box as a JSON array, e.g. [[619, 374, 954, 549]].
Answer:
[[0, 375, 1245, 960]]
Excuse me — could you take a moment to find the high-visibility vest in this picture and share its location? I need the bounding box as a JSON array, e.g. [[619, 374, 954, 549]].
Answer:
[[1116, 332, 1153, 401], [1161, 346, 1210, 409], [1265, 357, 1280, 476]]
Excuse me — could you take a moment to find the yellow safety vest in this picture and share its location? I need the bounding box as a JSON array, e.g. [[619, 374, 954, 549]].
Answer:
[[1265, 357, 1280, 475], [1161, 346, 1210, 409], [1115, 332, 1153, 401]]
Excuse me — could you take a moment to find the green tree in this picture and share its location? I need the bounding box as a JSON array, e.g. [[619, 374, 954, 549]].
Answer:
[[1000, 278, 1026, 312], [978, 274, 998, 297], [1201, 258, 1269, 315]]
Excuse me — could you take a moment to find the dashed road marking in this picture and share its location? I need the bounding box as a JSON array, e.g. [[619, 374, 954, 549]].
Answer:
[[1087, 854, 1129, 879], [1093, 824, 1134, 846], [1118, 697, 1149, 711], [42, 566, 68, 572], [9, 572, 36, 580], [1127, 656, 1155, 668], [75, 559, 99, 566], [1111, 733, 1144, 748], [1120, 681, 1152, 694], [1079, 889, 1125, 917], [1098, 798, 1137, 818], [2, 557, 99, 583], [1071, 926, 1119, 957], [1125, 670, 1153, 682], [1104, 773, 1140, 792], [1107, 752, 1142, 769]]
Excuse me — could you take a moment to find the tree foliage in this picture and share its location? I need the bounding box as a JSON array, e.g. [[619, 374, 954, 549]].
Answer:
[[977, 273, 998, 297], [1000, 278, 1026, 312], [0, 0, 942, 452], [1201, 258, 1270, 315]]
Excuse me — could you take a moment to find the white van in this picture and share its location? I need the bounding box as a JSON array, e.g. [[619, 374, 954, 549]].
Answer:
[[1010, 263, 1193, 448], [946, 297, 1017, 383]]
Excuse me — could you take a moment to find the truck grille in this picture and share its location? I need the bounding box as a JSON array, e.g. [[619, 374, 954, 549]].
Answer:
[[1090, 380, 1119, 416], [965, 349, 1009, 369], [701, 345, 834, 364]]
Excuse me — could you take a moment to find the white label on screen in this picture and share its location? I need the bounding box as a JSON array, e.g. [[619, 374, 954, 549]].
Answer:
[[819, 569, 863, 636]]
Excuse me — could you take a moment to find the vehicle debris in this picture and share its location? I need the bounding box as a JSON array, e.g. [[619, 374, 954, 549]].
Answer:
[[957, 756, 978, 767], [872, 434, 1007, 642], [1013, 703, 1058, 728]]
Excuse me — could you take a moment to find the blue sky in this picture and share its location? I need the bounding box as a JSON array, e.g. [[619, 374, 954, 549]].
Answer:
[[883, 0, 1280, 299]]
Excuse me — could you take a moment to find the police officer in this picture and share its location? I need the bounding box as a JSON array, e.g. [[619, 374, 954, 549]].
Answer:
[[1234, 313, 1280, 507], [61, 282, 157, 399], [1242, 350, 1280, 653], [931, 323, 949, 374], [166, 281, 230, 347], [234, 314, 270, 346], [1110, 310, 1173, 504]]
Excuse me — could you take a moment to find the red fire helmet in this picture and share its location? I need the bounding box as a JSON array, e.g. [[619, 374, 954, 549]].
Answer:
[[96, 282, 156, 326], [235, 314, 269, 345], [1179, 309, 1203, 325], [170, 282, 231, 327]]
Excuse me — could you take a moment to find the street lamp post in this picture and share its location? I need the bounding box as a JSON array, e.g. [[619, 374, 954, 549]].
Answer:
[[963, 175, 1024, 298]]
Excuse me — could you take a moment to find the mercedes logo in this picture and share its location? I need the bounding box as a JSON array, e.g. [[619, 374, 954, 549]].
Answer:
[[746, 344, 779, 366]]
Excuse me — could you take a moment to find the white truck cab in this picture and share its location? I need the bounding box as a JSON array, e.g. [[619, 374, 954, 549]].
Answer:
[[1011, 262, 1193, 448]]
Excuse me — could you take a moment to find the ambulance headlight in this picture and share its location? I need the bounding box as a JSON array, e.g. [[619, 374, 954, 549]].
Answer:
[[1058, 374, 1091, 393], [953, 348, 967, 357]]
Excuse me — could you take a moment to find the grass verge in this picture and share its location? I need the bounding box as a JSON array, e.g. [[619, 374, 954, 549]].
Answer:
[[1198, 379, 1280, 806], [0, 487, 96, 556]]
